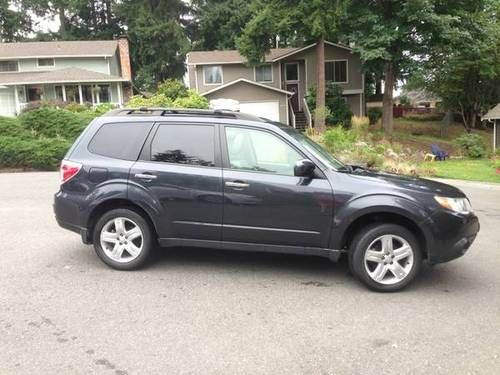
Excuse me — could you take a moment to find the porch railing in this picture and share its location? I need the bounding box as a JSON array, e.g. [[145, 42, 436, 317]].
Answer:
[[288, 98, 296, 128], [302, 98, 313, 128]]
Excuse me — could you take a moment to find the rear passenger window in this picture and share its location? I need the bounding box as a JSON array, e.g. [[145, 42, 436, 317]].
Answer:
[[89, 122, 152, 161], [151, 124, 215, 167]]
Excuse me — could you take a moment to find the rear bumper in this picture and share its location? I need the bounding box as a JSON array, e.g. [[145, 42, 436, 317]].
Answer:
[[54, 191, 91, 244], [425, 211, 480, 265]]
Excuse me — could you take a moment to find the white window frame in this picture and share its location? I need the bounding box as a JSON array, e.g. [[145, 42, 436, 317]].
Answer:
[[37, 58, 55, 68], [0, 60, 19, 73], [254, 64, 273, 83], [325, 59, 348, 84], [203, 65, 223, 85]]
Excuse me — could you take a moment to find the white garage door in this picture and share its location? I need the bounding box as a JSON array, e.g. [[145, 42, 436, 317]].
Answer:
[[239, 101, 280, 121], [0, 88, 16, 117]]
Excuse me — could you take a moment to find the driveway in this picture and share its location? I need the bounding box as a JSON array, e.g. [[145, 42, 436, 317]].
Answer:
[[0, 172, 499, 374]]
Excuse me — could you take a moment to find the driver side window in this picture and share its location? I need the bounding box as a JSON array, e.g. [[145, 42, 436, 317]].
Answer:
[[225, 127, 303, 176]]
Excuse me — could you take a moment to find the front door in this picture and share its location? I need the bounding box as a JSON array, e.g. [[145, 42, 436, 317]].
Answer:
[[129, 122, 223, 241], [286, 83, 299, 112], [285, 62, 300, 112], [221, 125, 334, 248]]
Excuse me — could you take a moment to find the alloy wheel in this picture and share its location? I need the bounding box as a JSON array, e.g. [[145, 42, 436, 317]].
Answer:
[[100, 217, 144, 263]]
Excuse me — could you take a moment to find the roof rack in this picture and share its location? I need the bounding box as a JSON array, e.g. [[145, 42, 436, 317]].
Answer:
[[102, 107, 264, 122]]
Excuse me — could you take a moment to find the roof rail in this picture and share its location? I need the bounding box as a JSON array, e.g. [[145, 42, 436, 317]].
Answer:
[[102, 107, 265, 122]]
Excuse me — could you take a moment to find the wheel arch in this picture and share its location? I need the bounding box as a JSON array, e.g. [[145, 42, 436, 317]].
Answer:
[[86, 198, 159, 244]]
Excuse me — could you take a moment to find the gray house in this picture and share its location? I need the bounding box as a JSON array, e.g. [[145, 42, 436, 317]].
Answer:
[[187, 41, 364, 128], [0, 38, 132, 116]]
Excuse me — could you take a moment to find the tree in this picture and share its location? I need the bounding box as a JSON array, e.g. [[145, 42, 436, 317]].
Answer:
[[414, 0, 500, 131], [0, 0, 33, 41], [191, 0, 255, 50], [236, 0, 347, 132], [117, 0, 190, 90], [344, 0, 458, 135]]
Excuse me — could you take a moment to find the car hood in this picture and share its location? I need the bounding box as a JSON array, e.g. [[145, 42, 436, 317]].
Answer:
[[343, 169, 465, 197]]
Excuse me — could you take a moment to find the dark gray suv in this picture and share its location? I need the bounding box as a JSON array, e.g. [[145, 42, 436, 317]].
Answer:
[[54, 108, 479, 292]]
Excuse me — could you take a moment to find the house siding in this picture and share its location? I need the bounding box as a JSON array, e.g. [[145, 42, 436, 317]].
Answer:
[[18, 57, 112, 74]]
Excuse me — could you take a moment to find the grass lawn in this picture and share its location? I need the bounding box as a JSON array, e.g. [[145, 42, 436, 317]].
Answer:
[[423, 159, 500, 183]]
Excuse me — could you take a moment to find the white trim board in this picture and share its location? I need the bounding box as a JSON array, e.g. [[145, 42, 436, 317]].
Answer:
[[201, 78, 294, 96]]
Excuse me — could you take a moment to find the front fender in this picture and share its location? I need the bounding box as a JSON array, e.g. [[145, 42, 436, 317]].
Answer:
[[330, 193, 433, 250]]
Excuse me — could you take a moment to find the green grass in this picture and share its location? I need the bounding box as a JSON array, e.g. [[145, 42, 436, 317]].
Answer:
[[422, 159, 500, 183]]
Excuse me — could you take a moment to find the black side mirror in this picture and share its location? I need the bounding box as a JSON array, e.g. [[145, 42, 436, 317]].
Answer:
[[294, 159, 315, 177]]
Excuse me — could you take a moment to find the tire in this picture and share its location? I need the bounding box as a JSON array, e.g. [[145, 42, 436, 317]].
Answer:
[[348, 224, 422, 292], [93, 208, 153, 270]]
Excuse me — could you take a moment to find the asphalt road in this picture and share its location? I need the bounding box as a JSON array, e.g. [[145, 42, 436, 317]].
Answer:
[[0, 172, 499, 375]]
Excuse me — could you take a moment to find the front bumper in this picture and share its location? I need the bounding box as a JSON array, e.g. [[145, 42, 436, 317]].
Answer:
[[425, 210, 480, 264]]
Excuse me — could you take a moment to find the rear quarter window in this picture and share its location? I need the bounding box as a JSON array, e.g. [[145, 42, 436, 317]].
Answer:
[[88, 122, 153, 161]]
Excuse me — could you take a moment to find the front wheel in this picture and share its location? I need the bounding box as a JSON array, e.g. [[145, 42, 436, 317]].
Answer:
[[349, 224, 422, 292], [93, 208, 153, 270]]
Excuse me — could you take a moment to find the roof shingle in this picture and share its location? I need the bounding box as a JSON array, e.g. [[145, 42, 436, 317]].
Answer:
[[0, 67, 127, 85], [187, 47, 299, 65], [0, 40, 118, 59]]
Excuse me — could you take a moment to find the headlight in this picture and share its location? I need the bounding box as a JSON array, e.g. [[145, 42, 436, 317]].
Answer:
[[434, 196, 472, 214]]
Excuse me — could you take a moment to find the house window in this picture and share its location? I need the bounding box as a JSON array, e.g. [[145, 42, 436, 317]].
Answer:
[[285, 63, 298, 81], [55, 86, 64, 101], [65, 85, 80, 103], [203, 65, 223, 85], [27, 85, 43, 101], [98, 85, 111, 103], [325, 60, 347, 83], [0, 60, 18, 72], [81, 85, 93, 104], [255, 64, 272, 82], [38, 58, 55, 67]]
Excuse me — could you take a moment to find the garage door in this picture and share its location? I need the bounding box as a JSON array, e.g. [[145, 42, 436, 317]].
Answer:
[[0, 88, 16, 117], [239, 101, 280, 121]]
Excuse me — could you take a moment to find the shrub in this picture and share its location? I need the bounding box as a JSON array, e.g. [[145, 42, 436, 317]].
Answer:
[[306, 83, 353, 128], [93, 103, 117, 115], [454, 133, 487, 158], [172, 89, 209, 109], [0, 116, 32, 138], [18, 107, 95, 140], [367, 107, 382, 125], [404, 112, 444, 121], [127, 94, 173, 108], [0, 136, 71, 170], [157, 79, 188, 99], [322, 126, 358, 153], [65, 102, 91, 112]]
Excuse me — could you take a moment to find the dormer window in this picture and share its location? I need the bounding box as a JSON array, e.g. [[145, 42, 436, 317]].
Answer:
[[0, 60, 18, 72], [38, 58, 55, 67]]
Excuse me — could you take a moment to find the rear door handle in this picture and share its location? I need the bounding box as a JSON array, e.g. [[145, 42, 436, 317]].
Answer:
[[134, 173, 157, 180], [225, 181, 249, 189]]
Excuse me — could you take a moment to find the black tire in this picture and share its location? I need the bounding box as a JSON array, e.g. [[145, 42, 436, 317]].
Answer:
[[348, 224, 422, 292], [93, 208, 153, 270]]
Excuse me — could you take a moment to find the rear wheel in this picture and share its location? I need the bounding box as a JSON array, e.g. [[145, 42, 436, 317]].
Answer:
[[348, 224, 422, 292], [93, 208, 153, 270]]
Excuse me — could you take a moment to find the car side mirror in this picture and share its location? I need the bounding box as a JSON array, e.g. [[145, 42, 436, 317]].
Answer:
[[294, 159, 315, 177]]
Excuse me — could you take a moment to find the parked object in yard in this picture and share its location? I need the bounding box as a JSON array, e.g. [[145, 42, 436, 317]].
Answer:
[[54, 108, 479, 292], [431, 144, 449, 161]]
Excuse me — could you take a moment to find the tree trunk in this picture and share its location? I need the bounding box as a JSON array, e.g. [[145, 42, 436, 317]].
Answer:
[[382, 62, 394, 135], [58, 8, 66, 37], [315, 38, 326, 133]]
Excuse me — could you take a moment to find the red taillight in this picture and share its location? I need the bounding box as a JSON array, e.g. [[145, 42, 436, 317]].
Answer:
[[60, 160, 82, 184]]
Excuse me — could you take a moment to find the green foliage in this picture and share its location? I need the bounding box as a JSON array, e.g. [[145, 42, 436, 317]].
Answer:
[[65, 102, 90, 112], [404, 113, 444, 122], [322, 126, 357, 153], [172, 90, 209, 109], [306, 83, 353, 128], [157, 78, 189, 99], [367, 108, 382, 125], [0, 136, 72, 170], [454, 133, 487, 158], [93, 103, 117, 115], [18, 107, 95, 139], [127, 94, 173, 108], [0, 117, 31, 138]]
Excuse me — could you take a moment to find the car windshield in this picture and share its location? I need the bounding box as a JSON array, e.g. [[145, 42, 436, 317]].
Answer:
[[280, 126, 346, 170]]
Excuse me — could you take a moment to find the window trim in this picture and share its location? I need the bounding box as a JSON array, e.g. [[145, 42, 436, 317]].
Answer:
[[325, 59, 348, 84], [254, 64, 273, 83], [0, 60, 19, 73], [37, 58, 55, 68], [202, 65, 223, 86], [221, 124, 309, 177], [144, 122, 220, 168]]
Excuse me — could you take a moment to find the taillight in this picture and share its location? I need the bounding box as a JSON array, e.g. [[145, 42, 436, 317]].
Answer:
[[60, 160, 82, 184]]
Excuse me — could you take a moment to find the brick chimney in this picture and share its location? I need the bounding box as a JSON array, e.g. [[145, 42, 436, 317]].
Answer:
[[117, 36, 132, 81]]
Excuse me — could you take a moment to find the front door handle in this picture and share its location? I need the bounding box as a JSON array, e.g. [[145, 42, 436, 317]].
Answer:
[[225, 181, 249, 189], [134, 173, 157, 181]]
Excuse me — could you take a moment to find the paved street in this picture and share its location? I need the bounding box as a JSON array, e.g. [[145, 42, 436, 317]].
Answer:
[[0, 172, 499, 375]]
